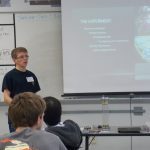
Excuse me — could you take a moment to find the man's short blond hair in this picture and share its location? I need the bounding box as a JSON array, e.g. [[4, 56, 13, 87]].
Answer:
[[11, 47, 28, 59]]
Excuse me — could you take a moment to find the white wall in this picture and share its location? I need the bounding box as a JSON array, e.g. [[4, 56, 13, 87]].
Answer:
[[0, 12, 63, 102], [0, 5, 150, 150]]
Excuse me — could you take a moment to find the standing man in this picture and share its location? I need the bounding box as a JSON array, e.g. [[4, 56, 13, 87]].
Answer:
[[2, 47, 40, 132]]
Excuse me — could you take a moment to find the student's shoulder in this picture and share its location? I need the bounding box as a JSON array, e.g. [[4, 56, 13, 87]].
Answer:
[[33, 130, 67, 148], [34, 130, 60, 140], [64, 119, 80, 127], [24, 129, 66, 150]]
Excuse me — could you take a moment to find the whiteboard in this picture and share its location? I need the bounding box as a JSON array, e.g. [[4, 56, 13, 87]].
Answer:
[[15, 12, 63, 98], [0, 66, 14, 102], [0, 25, 14, 64], [0, 13, 14, 101]]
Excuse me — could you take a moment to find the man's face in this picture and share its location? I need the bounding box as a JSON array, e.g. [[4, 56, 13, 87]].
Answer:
[[14, 52, 29, 68]]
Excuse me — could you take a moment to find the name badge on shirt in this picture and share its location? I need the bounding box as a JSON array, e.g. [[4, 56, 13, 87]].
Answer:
[[26, 77, 34, 82]]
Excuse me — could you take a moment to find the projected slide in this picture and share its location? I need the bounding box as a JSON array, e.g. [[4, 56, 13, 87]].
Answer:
[[62, 0, 150, 94]]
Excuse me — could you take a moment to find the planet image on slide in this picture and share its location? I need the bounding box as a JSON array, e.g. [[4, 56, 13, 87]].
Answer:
[[134, 6, 150, 62]]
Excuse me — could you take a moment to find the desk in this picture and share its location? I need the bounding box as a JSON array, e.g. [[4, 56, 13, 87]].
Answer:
[[82, 127, 150, 150]]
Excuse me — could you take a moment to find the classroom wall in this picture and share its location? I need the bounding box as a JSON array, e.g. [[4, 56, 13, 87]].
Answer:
[[0, 3, 150, 150], [0, 12, 63, 101]]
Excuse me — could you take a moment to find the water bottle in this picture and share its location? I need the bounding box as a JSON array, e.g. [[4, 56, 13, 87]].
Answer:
[[101, 95, 109, 129]]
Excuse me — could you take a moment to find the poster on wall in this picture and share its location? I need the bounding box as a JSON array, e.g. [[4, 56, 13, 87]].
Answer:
[[0, 0, 61, 12]]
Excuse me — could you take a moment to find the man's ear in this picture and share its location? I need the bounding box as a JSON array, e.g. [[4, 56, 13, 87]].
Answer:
[[13, 58, 17, 64], [39, 115, 42, 119], [38, 114, 43, 122], [36, 114, 43, 129]]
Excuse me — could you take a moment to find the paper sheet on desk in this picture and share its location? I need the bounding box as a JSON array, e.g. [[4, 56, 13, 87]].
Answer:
[[100, 130, 111, 133]]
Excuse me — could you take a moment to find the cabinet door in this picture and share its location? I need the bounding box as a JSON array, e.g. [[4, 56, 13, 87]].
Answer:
[[132, 102, 150, 150]]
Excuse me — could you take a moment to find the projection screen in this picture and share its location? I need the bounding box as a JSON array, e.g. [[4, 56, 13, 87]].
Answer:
[[61, 0, 150, 95]]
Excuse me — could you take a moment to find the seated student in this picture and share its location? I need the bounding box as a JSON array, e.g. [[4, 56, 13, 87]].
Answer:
[[0, 92, 67, 150], [43, 96, 82, 150]]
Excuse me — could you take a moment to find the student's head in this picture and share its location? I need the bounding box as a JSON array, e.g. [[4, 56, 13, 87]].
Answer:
[[43, 96, 62, 126], [8, 92, 46, 129], [11, 47, 29, 68]]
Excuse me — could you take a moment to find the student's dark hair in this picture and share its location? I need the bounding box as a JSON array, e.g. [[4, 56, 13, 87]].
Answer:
[[11, 47, 28, 59], [43, 96, 62, 126], [8, 92, 46, 128]]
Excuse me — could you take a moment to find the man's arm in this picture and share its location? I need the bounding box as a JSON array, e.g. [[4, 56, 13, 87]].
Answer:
[[3, 89, 12, 105]]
